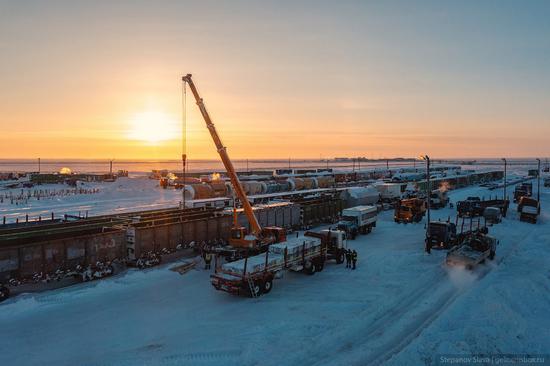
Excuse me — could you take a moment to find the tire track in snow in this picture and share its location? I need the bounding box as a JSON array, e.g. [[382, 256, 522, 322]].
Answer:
[[301, 218, 535, 366], [360, 219, 539, 366]]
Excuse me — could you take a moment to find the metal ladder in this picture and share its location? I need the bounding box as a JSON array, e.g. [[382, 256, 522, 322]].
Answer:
[[247, 277, 259, 298]]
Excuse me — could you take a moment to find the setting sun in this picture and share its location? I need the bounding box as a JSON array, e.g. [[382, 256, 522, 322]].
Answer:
[[126, 110, 179, 145]]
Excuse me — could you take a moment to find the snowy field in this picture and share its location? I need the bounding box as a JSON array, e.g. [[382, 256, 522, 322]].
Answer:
[[0, 177, 184, 223], [1, 179, 549, 366]]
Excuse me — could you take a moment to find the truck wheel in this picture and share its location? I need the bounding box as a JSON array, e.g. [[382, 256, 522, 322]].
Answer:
[[262, 278, 273, 294], [489, 250, 495, 260], [336, 251, 344, 264], [316, 260, 325, 272], [304, 261, 316, 275], [367, 226, 372, 234], [249, 282, 262, 297], [0, 287, 10, 302]]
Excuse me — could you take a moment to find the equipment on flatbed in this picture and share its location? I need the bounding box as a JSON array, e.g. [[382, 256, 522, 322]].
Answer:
[[183, 74, 286, 252], [517, 196, 540, 224], [446, 231, 497, 269], [337, 205, 377, 239], [211, 231, 346, 297], [394, 198, 426, 223]]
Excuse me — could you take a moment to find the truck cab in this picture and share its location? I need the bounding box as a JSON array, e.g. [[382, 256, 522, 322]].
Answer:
[[430, 189, 449, 209], [517, 197, 540, 224], [337, 205, 377, 239], [426, 221, 457, 250], [514, 183, 533, 203], [319, 229, 348, 263], [483, 207, 502, 224], [394, 198, 426, 223]]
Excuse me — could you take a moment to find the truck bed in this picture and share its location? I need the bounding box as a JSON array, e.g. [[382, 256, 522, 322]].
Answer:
[[446, 245, 489, 268]]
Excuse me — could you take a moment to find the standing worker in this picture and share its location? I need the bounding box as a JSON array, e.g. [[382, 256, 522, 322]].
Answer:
[[345, 249, 352, 268], [204, 251, 212, 270], [351, 250, 358, 270]]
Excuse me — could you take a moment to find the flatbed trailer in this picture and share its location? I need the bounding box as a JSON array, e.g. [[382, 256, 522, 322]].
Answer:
[[457, 198, 509, 218], [211, 234, 343, 297]]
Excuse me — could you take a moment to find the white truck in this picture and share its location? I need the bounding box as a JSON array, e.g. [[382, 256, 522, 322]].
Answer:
[[337, 205, 377, 239], [376, 183, 403, 202], [430, 189, 449, 209], [210, 230, 347, 297]]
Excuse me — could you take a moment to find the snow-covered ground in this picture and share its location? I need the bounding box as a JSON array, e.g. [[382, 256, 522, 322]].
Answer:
[[0, 177, 184, 222], [1, 181, 549, 365]]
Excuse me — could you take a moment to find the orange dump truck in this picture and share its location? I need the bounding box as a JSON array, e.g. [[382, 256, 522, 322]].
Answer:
[[394, 198, 426, 223]]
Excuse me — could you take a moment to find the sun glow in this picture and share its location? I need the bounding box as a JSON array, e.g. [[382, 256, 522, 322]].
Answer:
[[127, 110, 179, 144]]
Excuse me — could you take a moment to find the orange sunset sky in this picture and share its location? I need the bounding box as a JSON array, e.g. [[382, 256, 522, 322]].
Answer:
[[0, 1, 549, 160]]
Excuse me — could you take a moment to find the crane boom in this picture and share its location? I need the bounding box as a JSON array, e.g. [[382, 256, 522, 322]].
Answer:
[[182, 74, 262, 236]]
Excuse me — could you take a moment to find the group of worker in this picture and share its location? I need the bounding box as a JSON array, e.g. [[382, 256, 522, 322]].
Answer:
[[345, 249, 358, 270]]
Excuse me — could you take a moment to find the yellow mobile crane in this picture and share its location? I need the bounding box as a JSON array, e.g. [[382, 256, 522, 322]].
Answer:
[[182, 74, 286, 252]]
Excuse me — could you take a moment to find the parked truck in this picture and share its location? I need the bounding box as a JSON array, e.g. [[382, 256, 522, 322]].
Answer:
[[446, 232, 498, 270], [425, 221, 458, 251], [517, 196, 540, 224], [429, 189, 449, 209], [376, 183, 403, 202], [457, 197, 509, 218], [337, 205, 377, 239], [210, 231, 346, 297], [483, 207, 502, 224], [394, 198, 426, 223], [514, 183, 532, 203]]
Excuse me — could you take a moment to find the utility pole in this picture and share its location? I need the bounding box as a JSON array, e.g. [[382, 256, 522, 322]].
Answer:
[[38, 158, 41, 174], [246, 159, 249, 173], [358, 157, 361, 171], [421, 155, 431, 253], [502, 158, 507, 202], [537, 158, 540, 204]]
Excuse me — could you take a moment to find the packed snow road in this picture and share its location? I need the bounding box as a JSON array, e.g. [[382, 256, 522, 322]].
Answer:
[[1, 184, 549, 366]]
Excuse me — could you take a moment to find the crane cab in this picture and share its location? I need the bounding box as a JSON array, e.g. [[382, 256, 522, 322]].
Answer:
[[229, 226, 287, 249], [229, 226, 256, 248]]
